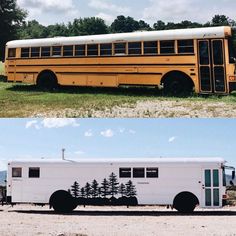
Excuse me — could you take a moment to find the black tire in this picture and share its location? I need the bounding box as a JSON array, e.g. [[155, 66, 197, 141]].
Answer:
[[163, 76, 193, 96], [49, 190, 77, 213], [173, 192, 199, 213], [37, 71, 58, 91]]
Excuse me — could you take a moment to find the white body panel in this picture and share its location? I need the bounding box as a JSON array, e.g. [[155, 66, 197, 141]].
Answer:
[[7, 158, 226, 208], [6, 27, 229, 48]]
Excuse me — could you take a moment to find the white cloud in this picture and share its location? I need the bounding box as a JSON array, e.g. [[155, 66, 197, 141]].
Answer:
[[143, 0, 196, 22], [118, 128, 125, 133], [89, 0, 130, 14], [129, 129, 136, 134], [84, 129, 93, 137], [101, 129, 114, 138], [25, 120, 41, 130], [168, 136, 177, 143], [96, 12, 115, 24], [42, 118, 80, 128]]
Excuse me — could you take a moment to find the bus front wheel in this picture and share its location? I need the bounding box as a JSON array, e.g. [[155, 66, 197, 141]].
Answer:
[[49, 190, 77, 213], [37, 70, 58, 91]]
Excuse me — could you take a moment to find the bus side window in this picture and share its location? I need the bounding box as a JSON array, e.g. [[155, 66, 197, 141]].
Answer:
[[52, 46, 62, 57], [31, 47, 40, 58], [133, 168, 145, 178], [21, 48, 30, 58], [178, 40, 194, 54], [41, 47, 51, 57], [8, 48, 16, 58], [119, 168, 131, 178], [63, 45, 74, 57], [29, 167, 40, 178], [12, 167, 22, 178], [114, 43, 126, 55], [100, 43, 112, 56], [128, 42, 142, 55], [146, 168, 158, 178], [75, 45, 86, 57], [144, 41, 158, 55], [87, 44, 99, 56], [160, 40, 175, 54]]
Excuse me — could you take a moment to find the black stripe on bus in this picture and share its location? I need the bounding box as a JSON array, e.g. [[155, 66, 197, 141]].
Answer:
[[11, 63, 196, 67]]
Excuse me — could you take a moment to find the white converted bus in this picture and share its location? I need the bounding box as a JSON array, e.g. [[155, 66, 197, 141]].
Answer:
[[7, 158, 235, 213]]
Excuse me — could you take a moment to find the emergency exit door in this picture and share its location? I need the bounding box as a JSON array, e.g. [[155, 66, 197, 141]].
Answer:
[[202, 169, 221, 207], [198, 39, 227, 94]]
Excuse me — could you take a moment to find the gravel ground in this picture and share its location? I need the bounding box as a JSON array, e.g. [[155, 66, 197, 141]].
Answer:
[[1, 205, 236, 236], [34, 100, 236, 118]]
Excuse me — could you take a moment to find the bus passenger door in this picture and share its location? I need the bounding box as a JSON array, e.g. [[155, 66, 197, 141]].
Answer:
[[202, 169, 221, 208], [198, 40, 227, 94]]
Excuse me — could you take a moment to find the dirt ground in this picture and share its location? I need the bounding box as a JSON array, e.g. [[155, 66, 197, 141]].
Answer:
[[34, 100, 236, 118], [1, 205, 236, 236]]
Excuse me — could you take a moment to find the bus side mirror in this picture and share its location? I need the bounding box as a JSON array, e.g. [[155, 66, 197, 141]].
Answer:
[[232, 170, 235, 180]]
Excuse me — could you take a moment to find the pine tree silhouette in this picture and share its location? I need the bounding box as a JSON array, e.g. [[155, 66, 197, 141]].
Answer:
[[109, 172, 119, 197], [126, 180, 137, 197], [98, 187, 102, 197], [91, 179, 99, 198], [84, 182, 92, 198], [119, 183, 126, 197], [101, 178, 109, 198], [80, 187, 85, 198], [71, 181, 80, 198]]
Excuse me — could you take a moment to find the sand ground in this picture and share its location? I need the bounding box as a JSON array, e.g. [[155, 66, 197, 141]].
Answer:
[[0, 205, 236, 236]]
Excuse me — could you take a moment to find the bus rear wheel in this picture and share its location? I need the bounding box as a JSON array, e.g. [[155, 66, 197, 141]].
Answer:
[[173, 192, 199, 213], [162, 72, 194, 96], [37, 70, 58, 91], [49, 190, 77, 213]]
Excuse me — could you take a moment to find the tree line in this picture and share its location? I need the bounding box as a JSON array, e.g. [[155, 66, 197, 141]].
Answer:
[[68, 172, 138, 206], [1, 0, 236, 61]]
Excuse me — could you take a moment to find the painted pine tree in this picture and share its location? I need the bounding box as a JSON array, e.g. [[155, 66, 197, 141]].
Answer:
[[80, 187, 85, 198], [91, 179, 99, 198], [100, 178, 109, 198], [125, 180, 137, 197], [119, 183, 126, 197], [71, 181, 80, 198], [109, 172, 119, 197], [98, 187, 102, 197], [84, 182, 92, 198]]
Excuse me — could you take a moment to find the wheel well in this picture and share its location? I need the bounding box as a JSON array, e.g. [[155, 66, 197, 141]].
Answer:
[[161, 71, 195, 88], [36, 70, 58, 85], [173, 191, 199, 209]]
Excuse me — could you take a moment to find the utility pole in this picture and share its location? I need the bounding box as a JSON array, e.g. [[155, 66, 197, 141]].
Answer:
[[62, 148, 65, 160]]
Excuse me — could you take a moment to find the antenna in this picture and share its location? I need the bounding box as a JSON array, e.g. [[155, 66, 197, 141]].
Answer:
[[62, 148, 65, 160]]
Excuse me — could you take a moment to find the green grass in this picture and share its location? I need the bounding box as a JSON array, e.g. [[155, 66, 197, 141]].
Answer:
[[0, 62, 4, 76], [0, 81, 236, 117]]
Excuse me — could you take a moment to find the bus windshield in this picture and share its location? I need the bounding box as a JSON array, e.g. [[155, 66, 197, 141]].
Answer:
[[229, 28, 236, 63]]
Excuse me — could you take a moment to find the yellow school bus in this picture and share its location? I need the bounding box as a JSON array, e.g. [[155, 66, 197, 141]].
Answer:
[[5, 26, 236, 95]]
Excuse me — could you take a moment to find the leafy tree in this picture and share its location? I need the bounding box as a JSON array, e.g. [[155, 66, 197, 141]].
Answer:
[[210, 14, 234, 26], [153, 20, 166, 31], [0, 0, 27, 61], [138, 20, 151, 31], [119, 183, 126, 197], [80, 187, 85, 198], [18, 20, 47, 39], [126, 180, 137, 197], [45, 23, 69, 37], [109, 172, 119, 197], [91, 179, 99, 198], [71, 181, 80, 198], [110, 15, 140, 33], [68, 17, 108, 36], [100, 178, 110, 198], [84, 182, 92, 198]]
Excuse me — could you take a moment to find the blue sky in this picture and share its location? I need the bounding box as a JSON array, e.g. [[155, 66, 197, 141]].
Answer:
[[0, 119, 235, 170], [17, 0, 236, 26]]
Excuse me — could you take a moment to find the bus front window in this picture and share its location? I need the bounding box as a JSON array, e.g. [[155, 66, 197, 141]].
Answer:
[[223, 167, 226, 186]]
